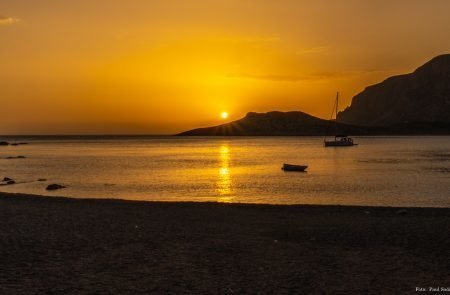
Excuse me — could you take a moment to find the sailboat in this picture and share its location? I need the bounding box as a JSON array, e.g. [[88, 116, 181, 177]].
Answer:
[[324, 92, 357, 147]]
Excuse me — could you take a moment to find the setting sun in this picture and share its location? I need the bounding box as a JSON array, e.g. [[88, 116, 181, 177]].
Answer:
[[221, 112, 229, 119]]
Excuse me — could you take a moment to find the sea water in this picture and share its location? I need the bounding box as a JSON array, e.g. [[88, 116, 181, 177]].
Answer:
[[0, 136, 449, 207]]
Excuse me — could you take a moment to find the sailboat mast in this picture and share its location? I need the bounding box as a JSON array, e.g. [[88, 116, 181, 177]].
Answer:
[[336, 92, 339, 120]]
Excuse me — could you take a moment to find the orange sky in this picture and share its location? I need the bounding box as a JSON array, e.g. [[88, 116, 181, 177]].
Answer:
[[1, 0, 450, 134]]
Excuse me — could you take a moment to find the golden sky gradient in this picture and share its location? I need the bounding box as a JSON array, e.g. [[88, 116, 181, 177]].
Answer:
[[1, 0, 450, 134]]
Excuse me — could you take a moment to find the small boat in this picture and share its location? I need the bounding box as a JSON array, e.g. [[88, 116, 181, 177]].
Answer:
[[324, 92, 357, 147], [282, 163, 308, 172], [324, 135, 357, 147]]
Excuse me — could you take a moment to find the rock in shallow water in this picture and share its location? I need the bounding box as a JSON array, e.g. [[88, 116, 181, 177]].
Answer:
[[396, 209, 408, 215], [46, 184, 66, 191]]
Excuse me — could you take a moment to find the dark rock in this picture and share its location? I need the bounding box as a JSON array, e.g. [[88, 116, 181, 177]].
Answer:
[[338, 54, 450, 126], [2, 177, 13, 182], [11, 143, 19, 146], [38, 178, 47, 182], [6, 180, 15, 185], [5, 156, 26, 159], [46, 184, 66, 191], [396, 209, 408, 215], [0, 141, 9, 146], [178, 111, 369, 136]]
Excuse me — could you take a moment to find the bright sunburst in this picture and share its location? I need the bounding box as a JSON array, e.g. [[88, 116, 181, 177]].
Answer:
[[221, 112, 229, 119]]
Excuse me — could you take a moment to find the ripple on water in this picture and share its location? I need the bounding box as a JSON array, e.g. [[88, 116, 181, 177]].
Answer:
[[420, 151, 450, 162], [422, 167, 450, 174]]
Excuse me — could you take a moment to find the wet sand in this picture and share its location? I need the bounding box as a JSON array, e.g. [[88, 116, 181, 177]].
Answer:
[[0, 192, 449, 294]]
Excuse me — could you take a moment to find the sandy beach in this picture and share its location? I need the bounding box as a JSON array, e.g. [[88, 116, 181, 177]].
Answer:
[[0, 192, 449, 294]]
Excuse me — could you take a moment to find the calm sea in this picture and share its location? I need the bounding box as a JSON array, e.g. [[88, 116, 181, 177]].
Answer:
[[0, 136, 449, 207]]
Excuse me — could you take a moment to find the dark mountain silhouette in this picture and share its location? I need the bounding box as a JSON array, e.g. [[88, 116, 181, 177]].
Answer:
[[178, 54, 450, 136], [338, 54, 450, 126], [178, 111, 450, 136], [177, 111, 370, 136]]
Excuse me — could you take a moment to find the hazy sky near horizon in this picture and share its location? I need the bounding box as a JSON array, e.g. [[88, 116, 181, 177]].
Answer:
[[1, 0, 450, 134]]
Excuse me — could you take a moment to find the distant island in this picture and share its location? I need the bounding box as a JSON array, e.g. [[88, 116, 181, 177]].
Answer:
[[178, 111, 371, 136], [178, 54, 450, 136]]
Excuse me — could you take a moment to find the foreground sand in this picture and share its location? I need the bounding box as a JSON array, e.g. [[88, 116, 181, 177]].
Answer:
[[0, 193, 449, 294]]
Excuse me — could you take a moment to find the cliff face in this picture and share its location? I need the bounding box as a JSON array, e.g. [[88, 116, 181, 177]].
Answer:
[[177, 111, 368, 136], [337, 54, 450, 126]]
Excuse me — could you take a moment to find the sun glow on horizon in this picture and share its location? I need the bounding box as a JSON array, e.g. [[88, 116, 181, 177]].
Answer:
[[1, 0, 449, 134]]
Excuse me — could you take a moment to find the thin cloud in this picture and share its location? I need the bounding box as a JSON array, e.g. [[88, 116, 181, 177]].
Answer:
[[217, 36, 281, 44], [0, 15, 21, 26], [243, 37, 280, 43], [295, 46, 329, 55], [227, 73, 307, 82], [227, 71, 348, 82]]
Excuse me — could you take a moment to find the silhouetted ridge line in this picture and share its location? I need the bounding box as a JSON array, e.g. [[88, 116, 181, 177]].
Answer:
[[178, 54, 450, 136], [338, 54, 450, 126], [177, 111, 369, 136]]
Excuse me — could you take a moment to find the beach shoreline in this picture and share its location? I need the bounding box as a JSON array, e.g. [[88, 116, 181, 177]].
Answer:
[[1, 192, 449, 294]]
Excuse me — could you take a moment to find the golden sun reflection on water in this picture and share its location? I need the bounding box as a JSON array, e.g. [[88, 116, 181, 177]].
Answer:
[[216, 144, 234, 202]]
